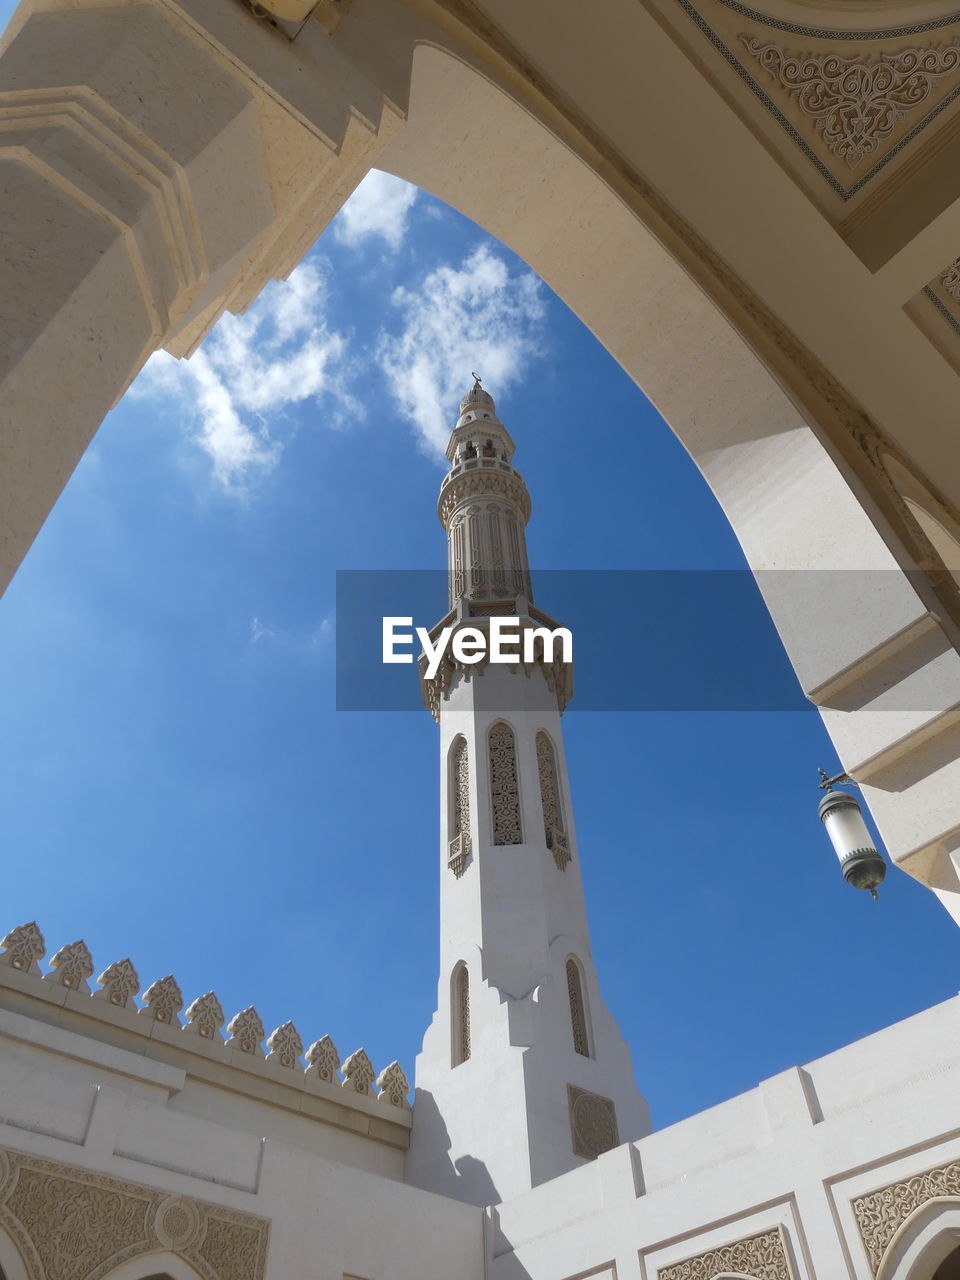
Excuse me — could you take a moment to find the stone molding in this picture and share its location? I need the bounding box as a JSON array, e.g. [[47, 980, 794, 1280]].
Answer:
[[0, 1145, 270, 1280], [0, 920, 411, 1112], [852, 1157, 960, 1275], [657, 1224, 794, 1279]]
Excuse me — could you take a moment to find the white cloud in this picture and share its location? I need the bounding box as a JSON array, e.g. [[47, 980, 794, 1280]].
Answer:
[[378, 245, 546, 455], [134, 261, 355, 491], [248, 614, 332, 656], [333, 170, 419, 250]]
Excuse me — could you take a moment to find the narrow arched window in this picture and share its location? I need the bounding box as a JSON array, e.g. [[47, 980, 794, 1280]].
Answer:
[[452, 963, 471, 1065], [448, 736, 471, 878], [536, 731, 570, 870], [489, 722, 522, 845], [566, 958, 590, 1057]]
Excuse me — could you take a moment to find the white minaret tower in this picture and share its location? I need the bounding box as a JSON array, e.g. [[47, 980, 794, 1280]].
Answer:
[[406, 381, 650, 1207]]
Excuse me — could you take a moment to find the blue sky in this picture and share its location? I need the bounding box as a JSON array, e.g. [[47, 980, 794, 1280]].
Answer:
[[2, 166, 958, 1131]]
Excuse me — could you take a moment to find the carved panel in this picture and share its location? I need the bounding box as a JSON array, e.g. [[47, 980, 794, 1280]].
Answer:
[[566, 960, 590, 1057], [454, 962, 470, 1065], [568, 1086, 618, 1160], [0, 1146, 269, 1280], [852, 1157, 960, 1275], [449, 736, 472, 877], [46, 940, 94, 991], [489, 722, 522, 845], [657, 1225, 794, 1279], [536, 731, 570, 870], [305, 1034, 340, 1082], [0, 922, 45, 974], [742, 40, 960, 169], [941, 256, 960, 301]]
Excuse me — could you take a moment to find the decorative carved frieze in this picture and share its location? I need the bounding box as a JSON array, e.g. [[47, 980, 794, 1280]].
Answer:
[[185, 990, 226, 1040], [0, 922, 45, 974], [226, 1006, 266, 1055], [140, 974, 184, 1024], [305, 1034, 340, 1082], [0, 1145, 269, 1280], [657, 1225, 794, 1280], [568, 1086, 619, 1160], [853, 1157, 960, 1275], [341, 1047, 376, 1094], [266, 1020, 304, 1068], [742, 39, 960, 168], [941, 257, 960, 301], [94, 958, 140, 1008], [44, 940, 94, 991], [438, 470, 531, 527], [376, 1061, 411, 1108], [0, 919, 411, 1122]]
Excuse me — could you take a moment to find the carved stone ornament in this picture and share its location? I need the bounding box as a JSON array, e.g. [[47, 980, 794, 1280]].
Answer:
[[941, 258, 960, 302], [265, 1020, 303, 1069], [0, 1144, 269, 1280], [184, 990, 226, 1039], [490, 722, 523, 845], [449, 736, 472, 878], [568, 1086, 619, 1160], [376, 1061, 411, 1108], [45, 939, 94, 990], [140, 974, 184, 1024], [742, 39, 960, 167], [657, 1225, 794, 1280], [305, 1034, 340, 1082], [94, 957, 140, 1008], [226, 1006, 266, 1055], [341, 1047, 376, 1094], [0, 922, 45, 974], [853, 1156, 960, 1275]]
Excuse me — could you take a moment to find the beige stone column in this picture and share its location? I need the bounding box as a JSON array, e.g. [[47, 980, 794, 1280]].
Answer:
[[0, 0, 411, 594]]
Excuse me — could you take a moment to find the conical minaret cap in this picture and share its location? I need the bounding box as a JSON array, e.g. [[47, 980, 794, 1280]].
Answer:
[[459, 378, 496, 418]]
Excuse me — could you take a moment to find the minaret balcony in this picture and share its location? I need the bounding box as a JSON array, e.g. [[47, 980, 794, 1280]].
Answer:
[[448, 833, 471, 879], [545, 826, 571, 871]]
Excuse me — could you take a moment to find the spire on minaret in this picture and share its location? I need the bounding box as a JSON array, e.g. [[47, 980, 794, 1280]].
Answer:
[[406, 386, 650, 1208]]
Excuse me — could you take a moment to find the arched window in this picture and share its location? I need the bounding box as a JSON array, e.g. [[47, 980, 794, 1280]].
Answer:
[[448, 736, 471, 878], [489, 722, 522, 845], [566, 958, 590, 1057], [452, 962, 471, 1065], [536, 731, 570, 870]]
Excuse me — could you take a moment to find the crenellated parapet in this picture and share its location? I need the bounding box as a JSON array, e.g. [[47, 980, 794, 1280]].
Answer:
[[0, 921, 411, 1111]]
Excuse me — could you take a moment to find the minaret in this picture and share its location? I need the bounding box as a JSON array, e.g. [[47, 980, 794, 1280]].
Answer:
[[406, 382, 650, 1207]]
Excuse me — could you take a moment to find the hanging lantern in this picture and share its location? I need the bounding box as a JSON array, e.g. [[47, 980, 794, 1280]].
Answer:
[[817, 777, 886, 899]]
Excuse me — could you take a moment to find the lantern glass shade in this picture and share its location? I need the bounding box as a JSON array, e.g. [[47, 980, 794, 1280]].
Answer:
[[818, 789, 886, 893]]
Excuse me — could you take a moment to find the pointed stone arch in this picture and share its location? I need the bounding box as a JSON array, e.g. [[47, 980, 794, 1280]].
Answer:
[[565, 955, 592, 1059], [873, 1198, 960, 1280], [451, 960, 471, 1066], [448, 734, 472, 878]]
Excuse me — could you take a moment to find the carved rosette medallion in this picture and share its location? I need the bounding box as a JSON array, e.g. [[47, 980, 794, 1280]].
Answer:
[[0, 1146, 270, 1280], [742, 39, 960, 168], [657, 1225, 794, 1280], [152, 1195, 203, 1250], [568, 1086, 619, 1160], [853, 1157, 960, 1275]]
